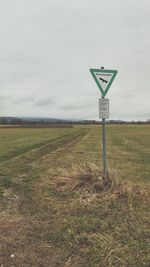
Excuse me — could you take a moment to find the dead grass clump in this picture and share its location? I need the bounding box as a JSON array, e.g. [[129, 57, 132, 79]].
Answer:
[[51, 164, 149, 206], [54, 163, 120, 194]]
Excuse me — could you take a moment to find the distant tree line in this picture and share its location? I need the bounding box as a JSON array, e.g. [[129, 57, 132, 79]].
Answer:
[[0, 117, 149, 126], [74, 119, 150, 125]]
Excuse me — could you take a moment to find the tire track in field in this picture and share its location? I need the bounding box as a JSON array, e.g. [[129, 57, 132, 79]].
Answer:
[[0, 129, 83, 163], [0, 129, 89, 266], [0, 128, 88, 213], [0, 129, 88, 166]]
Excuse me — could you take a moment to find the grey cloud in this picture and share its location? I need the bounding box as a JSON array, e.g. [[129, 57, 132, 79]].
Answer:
[[60, 97, 96, 111], [0, 95, 11, 101], [8, 94, 56, 107], [61, 103, 88, 112], [34, 96, 56, 107], [0, 0, 150, 120], [13, 95, 35, 104]]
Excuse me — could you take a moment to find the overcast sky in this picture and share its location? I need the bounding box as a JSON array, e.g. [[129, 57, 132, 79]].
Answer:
[[0, 0, 150, 121]]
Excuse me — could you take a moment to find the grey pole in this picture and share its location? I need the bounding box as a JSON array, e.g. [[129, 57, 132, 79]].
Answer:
[[102, 99, 107, 178], [101, 67, 107, 178]]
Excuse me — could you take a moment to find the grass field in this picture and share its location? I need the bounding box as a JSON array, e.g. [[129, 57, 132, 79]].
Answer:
[[0, 125, 150, 267]]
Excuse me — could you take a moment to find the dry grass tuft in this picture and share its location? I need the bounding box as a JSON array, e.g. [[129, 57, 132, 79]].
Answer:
[[53, 163, 120, 194], [51, 163, 149, 205]]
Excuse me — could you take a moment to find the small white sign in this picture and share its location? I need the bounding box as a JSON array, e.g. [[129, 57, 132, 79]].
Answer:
[[99, 98, 109, 119]]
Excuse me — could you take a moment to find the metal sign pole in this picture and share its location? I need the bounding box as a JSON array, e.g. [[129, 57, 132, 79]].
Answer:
[[101, 67, 107, 178], [102, 96, 107, 178]]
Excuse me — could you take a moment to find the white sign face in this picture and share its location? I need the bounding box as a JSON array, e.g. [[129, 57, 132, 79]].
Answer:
[[95, 72, 113, 93], [90, 68, 118, 97], [99, 98, 109, 119]]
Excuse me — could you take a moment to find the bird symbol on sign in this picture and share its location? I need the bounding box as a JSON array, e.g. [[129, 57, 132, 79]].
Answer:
[[99, 77, 108, 84]]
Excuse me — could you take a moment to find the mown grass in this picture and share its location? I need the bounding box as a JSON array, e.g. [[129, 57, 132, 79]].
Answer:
[[106, 125, 150, 181], [0, 128, 77, 162], [0, 125, 149, 267]]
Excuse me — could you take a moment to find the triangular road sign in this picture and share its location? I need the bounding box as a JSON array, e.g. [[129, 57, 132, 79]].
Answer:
[[90, 68, 118, 97]]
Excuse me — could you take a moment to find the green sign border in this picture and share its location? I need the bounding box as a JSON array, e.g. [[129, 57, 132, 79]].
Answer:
[[90, 68, 118, 97]]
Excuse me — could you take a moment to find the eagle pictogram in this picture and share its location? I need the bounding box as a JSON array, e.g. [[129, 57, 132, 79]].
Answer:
[[99, 77, 108, 84]]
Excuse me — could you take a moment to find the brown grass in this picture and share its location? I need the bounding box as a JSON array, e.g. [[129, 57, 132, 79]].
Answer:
[[50, 163, 149, 204], [1, 163, 149, 267], [52, 163, 118, 192]]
